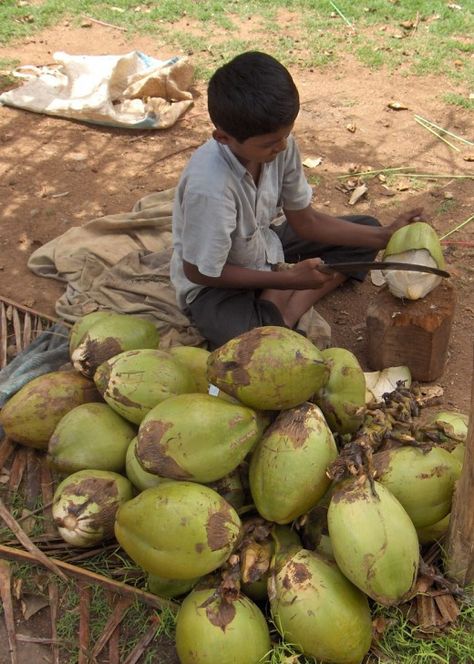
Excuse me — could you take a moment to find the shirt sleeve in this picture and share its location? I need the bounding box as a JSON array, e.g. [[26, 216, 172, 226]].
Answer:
[[180, 190, 237, 278], [280, 135, 313, 211]]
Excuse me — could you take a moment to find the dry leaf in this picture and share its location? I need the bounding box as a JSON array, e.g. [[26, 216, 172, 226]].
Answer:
[[21, 594, 50, 621], [400, 20, 414, 29], [302, 156, 323, 168], [379, 185, 396, 197], [346, 123, 357, 133], [348, 183, 368, 205], [371, 270, 386, 287], [388, 101, 409, 110], [13, 578, 22, 601], [396, 179, 411, 191], [372, 615, 391, 636]]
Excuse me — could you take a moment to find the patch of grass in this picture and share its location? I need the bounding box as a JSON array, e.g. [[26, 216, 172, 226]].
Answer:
[[436, 198, 458, 215], [443, 92, 474, 110], [371, 601, 474, 664], [356, 44, 386, 69], [0, 0, 471, 90]]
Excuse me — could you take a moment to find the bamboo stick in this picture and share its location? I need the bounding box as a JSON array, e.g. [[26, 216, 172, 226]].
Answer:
[[415, 117, 461, 151], [439, 215, 474, 241], [329, 0, 355, 29], [414, 114, 474, 147], [337, 166, 410, 179]]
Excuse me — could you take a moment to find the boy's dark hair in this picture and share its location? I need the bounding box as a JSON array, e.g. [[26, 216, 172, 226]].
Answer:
[[207, 51, 299, 142]]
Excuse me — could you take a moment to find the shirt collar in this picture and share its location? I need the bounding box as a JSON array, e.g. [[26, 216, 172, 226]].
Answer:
[[215, 141, 255, 181]]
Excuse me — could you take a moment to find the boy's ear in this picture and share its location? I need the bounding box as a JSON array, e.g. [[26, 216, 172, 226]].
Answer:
[[212, 128, 232, 145]]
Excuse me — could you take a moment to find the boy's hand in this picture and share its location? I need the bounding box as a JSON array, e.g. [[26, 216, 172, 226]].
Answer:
[[285, 258, 338, 289], [387, 207, 424, 237]]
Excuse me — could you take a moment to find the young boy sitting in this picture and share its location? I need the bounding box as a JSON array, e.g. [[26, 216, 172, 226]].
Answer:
[[170, 51, 421, 349]]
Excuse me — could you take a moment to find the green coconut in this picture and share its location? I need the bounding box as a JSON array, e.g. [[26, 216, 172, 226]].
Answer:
[[207, 326, 329, 411], [314, 347, 366, 434], [48, 402, 136, 475], [270, 548, 372, 664], [240, 523, 301, 602], [68, 311, 116, 356], [94, 348, 196, 424], [208, 468, 247, 511], [114, 482, 241, 579], [169, 345, 211, 393], [328, 479, 419, 606], [373, 446, 462, 528], [382, 222, 445, 300], [0, 371, 101, 449], [125, 437, 168, 492], [147, 573, 200, 600], [137, 393, 262, 483], [53, 469, 133, 548], [417, 513, 450, 545], [176, 588, 271, 664], [71, 312, 160, 377], [249, 402, 337, 523], [429, 411, 468, 462], [429, 411, 468, 440]]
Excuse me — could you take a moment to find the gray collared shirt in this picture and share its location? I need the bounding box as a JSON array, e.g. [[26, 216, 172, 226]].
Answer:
[[170, 135, 313, 310]]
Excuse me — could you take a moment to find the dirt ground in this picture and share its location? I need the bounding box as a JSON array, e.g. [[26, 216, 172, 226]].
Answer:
[[0, 18, 473, 661], [1, 20, 472, 412]]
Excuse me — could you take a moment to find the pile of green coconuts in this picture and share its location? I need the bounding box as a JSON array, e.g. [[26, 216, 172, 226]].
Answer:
[[0, 311, 468, 664]]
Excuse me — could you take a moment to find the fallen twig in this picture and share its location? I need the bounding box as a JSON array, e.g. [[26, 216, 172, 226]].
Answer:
[[82, 15, 127, 31], [0, 499, 67, 581], [439, 214, 474, 241], [0, 543, 179, 611], [337, 166, 410, 179], [122, 615, 160, 664], [329, 0, 355, 30], [415, 114, 474, 147], [415, 117, 461, 152], [0, 560, 18, 664], [0, 437, 15, 469], [150, 143, 201, 166], [41, 457, 56, 536], [78, 581, 91, 664], [49, 580, 60, 664], [8, 446, 27, 494], [91, 594, 133, 661]]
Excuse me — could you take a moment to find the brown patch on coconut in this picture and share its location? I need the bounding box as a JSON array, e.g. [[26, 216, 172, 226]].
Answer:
[[205, 598, 236, 631], [268, 403, 313, 449], [206, 507, 235, 551], [74, 336, 123, 376], [137, 421, 192, 479]]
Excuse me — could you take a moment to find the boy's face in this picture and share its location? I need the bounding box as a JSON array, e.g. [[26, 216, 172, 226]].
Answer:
[[213, 124, 294, 166]]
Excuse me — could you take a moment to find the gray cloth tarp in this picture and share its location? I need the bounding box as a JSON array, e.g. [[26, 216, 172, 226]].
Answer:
[[27, 188, 204, 349]]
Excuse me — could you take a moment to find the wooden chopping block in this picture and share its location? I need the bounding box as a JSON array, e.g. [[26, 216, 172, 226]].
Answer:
[[366, 281, 455, 381]]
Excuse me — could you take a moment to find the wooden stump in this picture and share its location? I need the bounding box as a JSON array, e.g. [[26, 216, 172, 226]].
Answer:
[[446, 344, 474, 585], [366, 282, 455, 381]]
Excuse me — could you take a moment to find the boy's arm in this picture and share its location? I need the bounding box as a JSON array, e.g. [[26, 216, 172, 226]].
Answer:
[[183, 259, 336, 291], [284, 205, 424, 249]]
